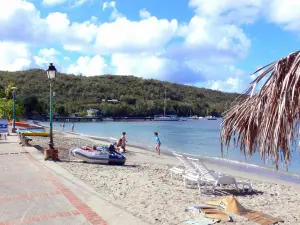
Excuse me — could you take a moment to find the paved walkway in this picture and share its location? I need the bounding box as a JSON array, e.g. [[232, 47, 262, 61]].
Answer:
[[0, 135, 149, 225]]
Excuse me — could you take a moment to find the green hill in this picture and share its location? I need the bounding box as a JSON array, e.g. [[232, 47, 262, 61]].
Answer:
[[0, 69, 240, 117]]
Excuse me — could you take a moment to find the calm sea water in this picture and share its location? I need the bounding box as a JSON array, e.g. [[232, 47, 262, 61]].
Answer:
[[41, 119, 300, 174]]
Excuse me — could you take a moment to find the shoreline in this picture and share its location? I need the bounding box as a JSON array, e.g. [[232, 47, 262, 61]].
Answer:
[[37, 122, 300, 185], [37, 124, 300, 187]]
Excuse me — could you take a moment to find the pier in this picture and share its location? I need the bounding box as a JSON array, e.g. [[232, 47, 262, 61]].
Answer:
[[40, 116, 154, 122]]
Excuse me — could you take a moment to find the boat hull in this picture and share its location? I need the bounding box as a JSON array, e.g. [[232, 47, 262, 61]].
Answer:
[[153, 116, 180, 121], [71, 148, 126, 165], [23, 132, 49, 137]]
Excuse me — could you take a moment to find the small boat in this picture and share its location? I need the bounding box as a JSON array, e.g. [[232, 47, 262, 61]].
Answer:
[[154, 87, 180, 121], [70, 147, 126, 165], [154, 115, 180, 121], [23, 132, 49, 137], [188, 115, 199, 120], [180, 117, 188, 121], [206, 116, 217, 120], [102, 118, 114, 121], [9, 121, 30, 127]]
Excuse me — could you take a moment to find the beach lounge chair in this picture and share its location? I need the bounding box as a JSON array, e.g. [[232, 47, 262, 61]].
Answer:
[[169, 152, 196, 179], [184, 157, 252, 194]]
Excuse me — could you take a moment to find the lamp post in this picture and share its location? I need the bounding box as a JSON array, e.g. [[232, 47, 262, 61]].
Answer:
[[45, 63, 59, 161], [11, 87, 17, 133]]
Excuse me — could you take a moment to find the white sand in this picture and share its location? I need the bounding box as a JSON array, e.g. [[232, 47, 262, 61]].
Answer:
[[31, 132, 300, 225]]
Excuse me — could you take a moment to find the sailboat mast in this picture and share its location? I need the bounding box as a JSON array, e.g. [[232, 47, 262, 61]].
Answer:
[[164, 87, 166, 117]]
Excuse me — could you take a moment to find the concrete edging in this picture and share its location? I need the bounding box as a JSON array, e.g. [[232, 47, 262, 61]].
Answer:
[[23, 146, 150, 225]]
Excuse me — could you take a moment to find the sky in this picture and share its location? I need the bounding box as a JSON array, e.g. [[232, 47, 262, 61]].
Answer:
[[1, 0, 300, 93]]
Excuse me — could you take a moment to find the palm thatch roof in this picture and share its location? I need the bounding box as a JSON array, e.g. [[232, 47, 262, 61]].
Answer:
[[221, 51, 300, 169]]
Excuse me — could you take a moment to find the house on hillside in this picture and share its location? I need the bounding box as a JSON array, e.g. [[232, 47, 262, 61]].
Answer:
[[87, 109, 99, 117], [102, 99, 119, 103], [70, 113, 80, 117]]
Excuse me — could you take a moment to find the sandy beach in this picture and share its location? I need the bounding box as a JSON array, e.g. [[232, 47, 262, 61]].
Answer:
[[31, 131, 300, 225]]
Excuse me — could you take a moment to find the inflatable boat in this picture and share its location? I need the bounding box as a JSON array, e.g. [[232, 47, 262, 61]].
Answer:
[[70, 147, 126, 165]]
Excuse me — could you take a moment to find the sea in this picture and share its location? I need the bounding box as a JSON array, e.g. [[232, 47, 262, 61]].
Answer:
[[40, 119, 300, 183]]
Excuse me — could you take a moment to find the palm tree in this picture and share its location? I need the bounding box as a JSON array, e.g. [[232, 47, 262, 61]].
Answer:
[[221, 51, 300, 170], [5, 82, 17, 100]]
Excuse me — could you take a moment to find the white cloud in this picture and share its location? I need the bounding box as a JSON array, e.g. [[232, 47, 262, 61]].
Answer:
[[188, 0, 263, 24], [2, 0, 300, 93], [34, 48, 60, 67], [139, 8, 151, 19], [102, 1, 123, 20], [94, 17, 178, 53], [0, 1, 98, 52], [67, 55, 109, 76], [111, 53, 167, 78], [0, 42, 31, 71], [42, 0, 67, 5], [42, 0, 90, 6], [266, 0, 300, 31], [102, 1, 116, 10]]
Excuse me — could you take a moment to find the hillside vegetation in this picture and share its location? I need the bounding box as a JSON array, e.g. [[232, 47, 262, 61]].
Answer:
[[0, 69, 240, 117]]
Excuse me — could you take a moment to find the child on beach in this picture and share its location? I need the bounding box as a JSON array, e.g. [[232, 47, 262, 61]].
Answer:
[[71, 122, 75, 132], [121, 132, 127, 152], [154, 132, 161, 155]]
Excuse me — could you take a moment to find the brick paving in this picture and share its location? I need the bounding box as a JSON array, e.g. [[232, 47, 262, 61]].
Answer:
[[0, 137, 108, 225]]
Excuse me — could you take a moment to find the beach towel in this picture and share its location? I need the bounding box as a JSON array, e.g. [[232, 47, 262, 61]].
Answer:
[[185, 205, 216, 213], [205, 196, 283, 225], [199, 207, 232, 221], [184, 217, 218, 225], [185, 204, 231, 222]]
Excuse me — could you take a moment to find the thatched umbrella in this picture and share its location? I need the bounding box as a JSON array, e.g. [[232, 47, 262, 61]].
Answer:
[[221, 51, 300, 170]]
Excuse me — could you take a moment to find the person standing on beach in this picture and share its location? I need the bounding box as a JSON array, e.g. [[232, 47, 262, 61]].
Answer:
[[121, 132, 127, 152], [154, 132, 161, 155], [71, 122, 75, 132]]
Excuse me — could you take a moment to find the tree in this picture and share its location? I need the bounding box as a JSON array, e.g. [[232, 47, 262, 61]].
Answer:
[[20, 96, 41, 112], [0, 99, 23, 121], [5, 82, 17, 100]]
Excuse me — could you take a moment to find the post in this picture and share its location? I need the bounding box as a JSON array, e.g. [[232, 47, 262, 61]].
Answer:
[[12, 91, 17, 133], [49, 81, 54, 149], [164, 87, 166, 117]]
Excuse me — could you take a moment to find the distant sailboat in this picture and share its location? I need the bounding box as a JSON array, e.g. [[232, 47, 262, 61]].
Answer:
[[153, 87, 179, 121], [205, 109, 217, 120]]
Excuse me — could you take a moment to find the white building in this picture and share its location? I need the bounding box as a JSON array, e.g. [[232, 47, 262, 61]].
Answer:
[[87, 109, 99, 117]]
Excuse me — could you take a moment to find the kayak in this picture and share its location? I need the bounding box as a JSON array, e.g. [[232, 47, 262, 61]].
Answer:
[[23, 132, 50, 137], [70, 147, 126, 165], [9, 122, 30, 127]]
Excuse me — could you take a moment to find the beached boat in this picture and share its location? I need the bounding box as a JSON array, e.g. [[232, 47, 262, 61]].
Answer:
[[23, 132, 49, 137], [9, 121, 30, 127], [70, 147, 126, 165]]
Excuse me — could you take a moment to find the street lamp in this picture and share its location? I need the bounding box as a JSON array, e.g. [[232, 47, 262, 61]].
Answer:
[[11, 87, 17, 133], [45, 63, 59, 161]]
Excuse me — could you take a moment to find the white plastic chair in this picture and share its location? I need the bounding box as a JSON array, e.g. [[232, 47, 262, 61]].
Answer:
[[185, 157, 252, 194], [169, 152, 196, 180]]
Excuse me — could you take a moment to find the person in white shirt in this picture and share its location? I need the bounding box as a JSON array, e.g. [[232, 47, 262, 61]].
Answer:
[[121, 132, 127, 152]]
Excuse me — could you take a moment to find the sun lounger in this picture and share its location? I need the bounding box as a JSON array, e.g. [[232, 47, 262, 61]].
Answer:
[[184, 157, 252, 194], [169, 152, 196, 179]]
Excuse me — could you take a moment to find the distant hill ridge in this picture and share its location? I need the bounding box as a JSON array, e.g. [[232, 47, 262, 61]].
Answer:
[[0, 69, 240, 117]]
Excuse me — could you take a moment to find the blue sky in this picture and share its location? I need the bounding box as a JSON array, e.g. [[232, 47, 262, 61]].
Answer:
[[1, 0, 300, 93]]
